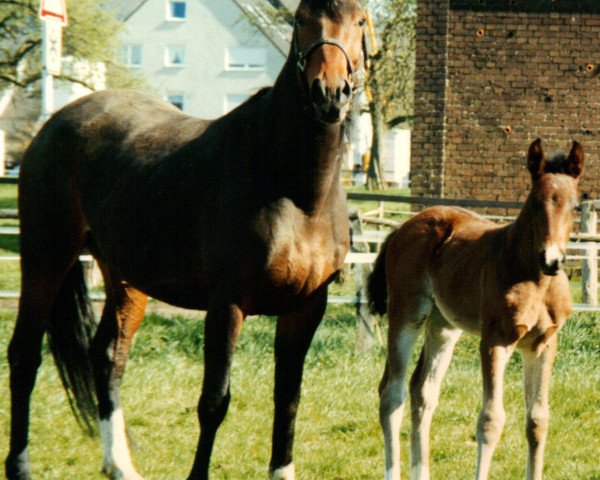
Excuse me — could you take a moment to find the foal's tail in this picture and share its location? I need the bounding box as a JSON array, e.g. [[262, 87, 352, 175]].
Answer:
[[367, 233, 392, 316], [47, 260, 98, 435]]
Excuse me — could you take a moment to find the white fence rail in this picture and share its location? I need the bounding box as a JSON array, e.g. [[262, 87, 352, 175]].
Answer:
[[0, 198, 598, 313]]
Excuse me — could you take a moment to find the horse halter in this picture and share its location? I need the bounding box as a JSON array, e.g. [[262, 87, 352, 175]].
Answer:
[[294, 30, 355, 76], [292, 20, 365, 87]]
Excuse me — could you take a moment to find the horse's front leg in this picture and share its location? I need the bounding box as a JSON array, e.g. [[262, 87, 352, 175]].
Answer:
[[475, 327, 516, 480], [187, 301, 244, 480], [520, 334, 557, 480], [269, 286, 328, 480]]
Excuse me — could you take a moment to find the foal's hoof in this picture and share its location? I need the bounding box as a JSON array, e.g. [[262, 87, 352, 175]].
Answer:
[[270, 463, 295, 480], [101, 462, 145, 480]]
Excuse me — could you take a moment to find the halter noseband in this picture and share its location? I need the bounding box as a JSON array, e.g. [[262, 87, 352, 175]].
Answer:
[[293, 22, 355, 76], [295, 36, 355, 76]]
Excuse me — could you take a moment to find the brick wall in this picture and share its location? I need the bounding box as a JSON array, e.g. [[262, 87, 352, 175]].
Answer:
[[412, 0, 600, 203]]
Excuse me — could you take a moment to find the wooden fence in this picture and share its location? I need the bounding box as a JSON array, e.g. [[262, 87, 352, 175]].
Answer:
[[0, 193, 597, 311], [345, 194, 599, 301]]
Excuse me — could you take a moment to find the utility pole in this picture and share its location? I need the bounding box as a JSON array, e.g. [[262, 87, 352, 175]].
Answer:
[[39, 0, 68, 120]]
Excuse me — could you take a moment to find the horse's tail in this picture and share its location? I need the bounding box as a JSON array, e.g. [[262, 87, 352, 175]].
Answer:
[[367, 232, 393, 316], [47, 260, 98, 435]]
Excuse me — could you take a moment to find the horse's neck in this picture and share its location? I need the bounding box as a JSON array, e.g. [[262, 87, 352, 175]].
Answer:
[[505, 196, 543, 281], [265, 61, 345, 214]]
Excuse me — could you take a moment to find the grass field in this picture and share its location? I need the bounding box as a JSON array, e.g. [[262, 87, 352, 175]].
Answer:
[[0, 184, 598, 478], [1, 305, 599, 479]]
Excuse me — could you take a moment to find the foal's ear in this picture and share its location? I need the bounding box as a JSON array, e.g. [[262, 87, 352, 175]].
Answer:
[[527, 138, 545, 177], [565, 140, 584, 179]]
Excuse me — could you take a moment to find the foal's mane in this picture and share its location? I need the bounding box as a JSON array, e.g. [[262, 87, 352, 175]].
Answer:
[[543, 151, 573, 175]]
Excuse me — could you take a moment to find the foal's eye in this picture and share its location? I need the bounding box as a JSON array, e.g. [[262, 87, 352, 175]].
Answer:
[[358, 18, 366, 27], [295, 16, 306, 27], [551, 194, 559, 205]]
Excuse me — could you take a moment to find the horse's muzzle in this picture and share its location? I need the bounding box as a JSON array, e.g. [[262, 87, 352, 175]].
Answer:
[[310, 78, 352, 123]]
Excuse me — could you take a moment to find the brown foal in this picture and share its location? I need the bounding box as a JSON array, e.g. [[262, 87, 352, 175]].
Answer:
[[368, 139, 584, 480]]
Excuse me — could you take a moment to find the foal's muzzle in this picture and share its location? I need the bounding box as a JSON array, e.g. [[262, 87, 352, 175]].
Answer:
[[309, 78, 352, 123], [539, 248, 566, 276]]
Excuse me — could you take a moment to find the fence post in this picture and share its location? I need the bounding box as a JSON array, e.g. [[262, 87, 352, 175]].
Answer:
[[580, 201, 598, 306], [349, 209, 379, 352]]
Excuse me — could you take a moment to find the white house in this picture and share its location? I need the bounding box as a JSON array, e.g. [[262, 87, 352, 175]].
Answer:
[[111, 0, 291, 118]]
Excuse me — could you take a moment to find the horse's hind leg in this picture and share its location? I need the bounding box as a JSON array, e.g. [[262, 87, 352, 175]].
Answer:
[[6, 238, 84, 479], [380, 293, 432, 480], [6, 273, 68, 479], [269, 285, 328, 480], [90, 269, 147, 480], [520, 335, 557, 480], [409, 308, 461, 480]]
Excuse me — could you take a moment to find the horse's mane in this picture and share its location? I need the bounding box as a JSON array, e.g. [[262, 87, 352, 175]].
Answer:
[[302, 0, 358, 19]]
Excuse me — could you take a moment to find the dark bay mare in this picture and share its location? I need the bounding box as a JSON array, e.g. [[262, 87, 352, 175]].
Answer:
[[5, 1, 367, 479], [367, 140, 584, 480]]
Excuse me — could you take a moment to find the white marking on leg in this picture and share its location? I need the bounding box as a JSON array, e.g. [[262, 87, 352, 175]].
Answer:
[[381, 324, 423, 480], [410, 324, 461, 480], [100, 408, 143, 480], [270, 463, 295, 480]]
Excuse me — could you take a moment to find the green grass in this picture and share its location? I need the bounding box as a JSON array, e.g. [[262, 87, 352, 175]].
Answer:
[[0, 306, 598, 479], [0, 183, 17, 210]]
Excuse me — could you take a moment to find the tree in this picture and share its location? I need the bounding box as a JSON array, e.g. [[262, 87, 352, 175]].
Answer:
[[364, 0, 416, 189], [0, 0, 144, 91]]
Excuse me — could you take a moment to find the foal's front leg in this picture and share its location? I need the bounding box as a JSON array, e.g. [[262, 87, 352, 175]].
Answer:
[[475, 329, 516, 480], [520, 335, 557, 480], [270, 286, 328, 480]]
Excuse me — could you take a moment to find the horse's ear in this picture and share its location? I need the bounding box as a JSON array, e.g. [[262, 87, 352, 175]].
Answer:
[[565, 140, 584, 179], [527, 138, 545, 177]]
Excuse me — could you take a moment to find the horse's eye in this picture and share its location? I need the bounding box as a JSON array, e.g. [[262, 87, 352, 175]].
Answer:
[[551, 194, 559, 205], [358, 18, 366, 27], [296, 16, 306, 27]]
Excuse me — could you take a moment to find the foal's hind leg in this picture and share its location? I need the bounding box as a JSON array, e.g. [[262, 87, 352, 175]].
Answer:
[[409, 308, 461, 480], [90, 272, 147, 480], [269, 286, 328, 480], [520, 335, 557, 480], [380, 294, 432, 480]]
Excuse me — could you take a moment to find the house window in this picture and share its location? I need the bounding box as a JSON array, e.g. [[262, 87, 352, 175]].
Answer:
[[165, 46, 185, 67], [224, 94, 249, 113], [123, 45, 142, 67], [168, 93, 185, 110], [225, 47, 267, 71], [166, 1, 186, 20]]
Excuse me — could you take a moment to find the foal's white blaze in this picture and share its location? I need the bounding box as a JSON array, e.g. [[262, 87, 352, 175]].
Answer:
[[100, 408, 143, 480], [270, 463, 295, 480], [544, 243, 563, 266]]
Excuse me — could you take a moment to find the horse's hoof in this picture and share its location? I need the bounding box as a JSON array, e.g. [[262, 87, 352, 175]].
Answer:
[[101, 462, 145, 480], [270, 463, 295, 480], [5, 451, 32, 480]]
